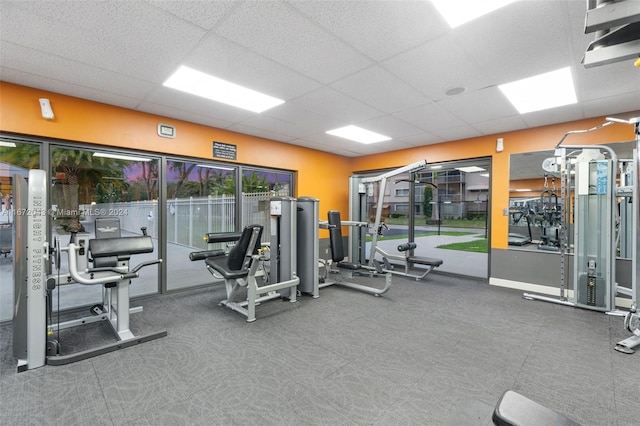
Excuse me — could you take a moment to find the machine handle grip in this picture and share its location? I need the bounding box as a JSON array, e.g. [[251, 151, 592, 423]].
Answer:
[[189, 250, 225, 261], [203, 232, 242, 244], [131, 259, 162, 274]]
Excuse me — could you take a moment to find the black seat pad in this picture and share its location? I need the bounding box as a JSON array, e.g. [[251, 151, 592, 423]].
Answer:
[[206, 256, 250, 280], [407, 256, 443, 267]]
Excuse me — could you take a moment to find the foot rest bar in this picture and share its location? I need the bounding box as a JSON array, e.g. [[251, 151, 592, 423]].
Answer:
[[46, 330, 168, 366], [493, 390, 581, 426]]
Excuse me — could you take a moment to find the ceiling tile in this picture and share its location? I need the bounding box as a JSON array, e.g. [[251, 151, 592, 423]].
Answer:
[[393, 103, 463, 132], [215, 1, 372, 84], [521, 104, 586, 129], [281, 86, 384, 125], [0, 67, 141, 110], [1, 43, 156, 99], [356, 115, 424, 140], [382, 35, 494, 101], [289, 0, 447, 61], [471, 115, 529, 136], [437, 87, 517, 124], [430, 125, 483, 142], [331, 66, 429, 114], [147, 0, 238, 30], [137, 101, 235, 130], [457, 1, 574, 85]]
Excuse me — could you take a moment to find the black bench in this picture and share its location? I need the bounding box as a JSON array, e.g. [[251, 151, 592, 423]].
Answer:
[[493, 390, 581, 426]]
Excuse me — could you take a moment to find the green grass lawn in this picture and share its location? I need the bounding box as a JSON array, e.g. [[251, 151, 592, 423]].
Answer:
[[366, 231, 475, 242], [436, 237, 488, 253], [385, 216, 487, 229]]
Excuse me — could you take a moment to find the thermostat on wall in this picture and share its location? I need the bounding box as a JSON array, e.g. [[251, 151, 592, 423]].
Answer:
[[157, 124, 175, 138]]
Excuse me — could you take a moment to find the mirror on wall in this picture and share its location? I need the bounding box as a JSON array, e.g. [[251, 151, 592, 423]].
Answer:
[[508, 140, 636, 258]]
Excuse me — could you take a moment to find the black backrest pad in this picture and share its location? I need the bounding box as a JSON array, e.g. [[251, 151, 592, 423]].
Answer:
[[226, 225, 263, 271], [327, 210, 345, 262], [89, 236, 154, 258]]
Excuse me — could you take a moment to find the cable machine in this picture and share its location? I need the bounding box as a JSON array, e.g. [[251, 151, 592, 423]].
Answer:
[[523, 116, 639, 352]]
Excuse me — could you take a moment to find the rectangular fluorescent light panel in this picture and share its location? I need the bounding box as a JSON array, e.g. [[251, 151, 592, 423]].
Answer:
[[0, 141, 17, 147], [456, 166, 485, 173], [431, 0, 517, 28], [93, 152, 151, 162], [164, 66, 284, 113], [513, 188, 532, 192], [498, 67, 577, 114], [326, 125, 391, 144]]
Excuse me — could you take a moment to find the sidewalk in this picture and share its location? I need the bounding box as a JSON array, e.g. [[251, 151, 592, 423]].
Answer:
[[372, 225, 488, 279]]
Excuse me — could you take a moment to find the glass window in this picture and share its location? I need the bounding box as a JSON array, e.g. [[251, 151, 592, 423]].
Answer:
[[50, 147, 160, 311], [0, 140, 40, 322], [241, 168, 293, 244], [166, 161, 236, 291]]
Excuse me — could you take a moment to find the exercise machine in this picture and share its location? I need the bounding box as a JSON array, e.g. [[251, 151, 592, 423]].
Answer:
[[507, 204, 533, 246], [523, 117, 639, 347], [320, 210, 392, 295], [535, 179, 562, 252], [13, 170, 165, 372], [190, 197, 299, 322], [349, 160, 443, 280]]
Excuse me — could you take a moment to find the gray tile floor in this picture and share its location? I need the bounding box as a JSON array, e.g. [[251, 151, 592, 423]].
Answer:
[[1, 272, 638, 425]]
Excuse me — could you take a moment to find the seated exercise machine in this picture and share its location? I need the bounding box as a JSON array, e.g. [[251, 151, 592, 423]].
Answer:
[[492, 390, 581, 426], [320, 210, 392, 296], [353, 160, 443, 281], [190, 197, 299, 322], [375, 241, 443, 281], [13, 170, 166, 372]]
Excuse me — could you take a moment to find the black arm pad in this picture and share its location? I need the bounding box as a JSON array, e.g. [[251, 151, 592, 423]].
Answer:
[[89, 236, 154, 258], [203, 232, 242, 244], [397, 242, 417, 252], [189, 249, 225, 261]]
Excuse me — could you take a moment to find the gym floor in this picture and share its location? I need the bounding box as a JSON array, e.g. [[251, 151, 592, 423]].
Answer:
[[0, 273, 637, 425]]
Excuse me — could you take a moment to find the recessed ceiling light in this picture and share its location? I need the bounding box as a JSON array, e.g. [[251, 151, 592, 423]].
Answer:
[[0, 141, 17, 147], [513, 188, 532, 192], [326, 125, 391, 144], [93, 152, 151, 162], [431, 0, 517, 28], [456, 166, 486, 173], [498, 67, 577, 114], [480, 173, 490, 177], [163, 65, 284, 113], [430, 165, 443, 169]]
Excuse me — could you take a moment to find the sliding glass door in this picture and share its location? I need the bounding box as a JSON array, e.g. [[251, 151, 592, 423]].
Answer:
[[165, 161, 236, 291], [0, 140, 40, 322], [49, 146, 160, 311]]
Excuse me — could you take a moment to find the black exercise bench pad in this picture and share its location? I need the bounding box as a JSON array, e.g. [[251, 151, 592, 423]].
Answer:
[[205, 256, 250, 280], [89, 236, 154, 258], [407, 256, 443, 267], [493, 390, 581, 426]]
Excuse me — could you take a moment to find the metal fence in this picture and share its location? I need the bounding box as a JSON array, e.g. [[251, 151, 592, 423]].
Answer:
[[86, 191, 276, 250]]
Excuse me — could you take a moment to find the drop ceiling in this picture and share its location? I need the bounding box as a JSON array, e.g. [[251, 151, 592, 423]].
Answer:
[[1, 0, 639, 157]]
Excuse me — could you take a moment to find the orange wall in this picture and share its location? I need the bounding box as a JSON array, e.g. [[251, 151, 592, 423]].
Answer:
[[1, 82, 636, 249], [0, 82, 351, 220]]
